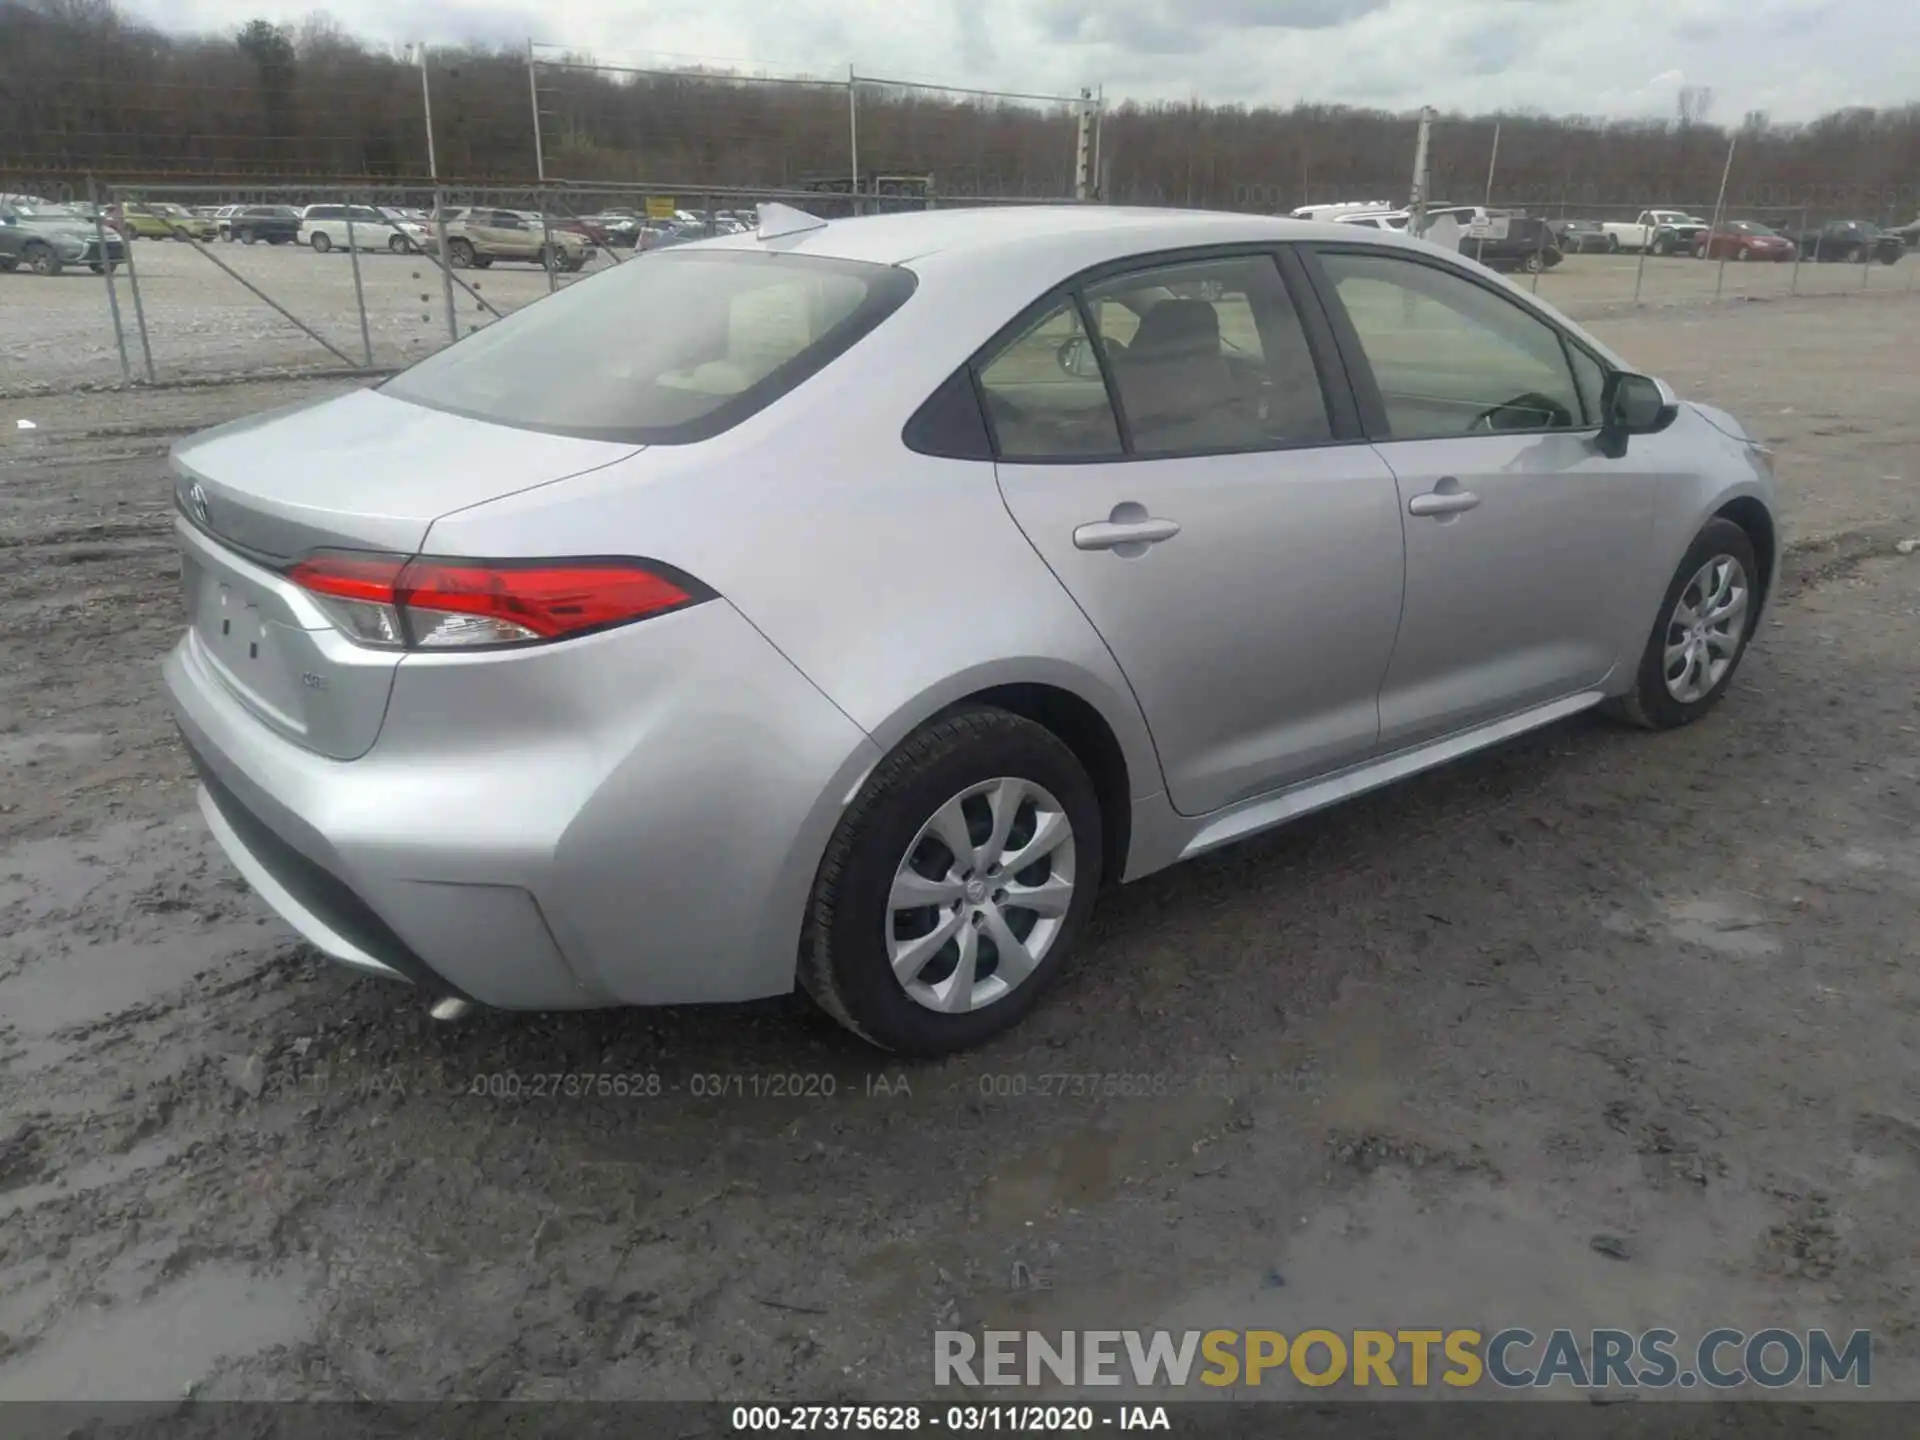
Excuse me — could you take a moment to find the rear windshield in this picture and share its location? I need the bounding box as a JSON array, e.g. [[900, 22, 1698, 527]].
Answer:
[[381, 250, 916, 444]]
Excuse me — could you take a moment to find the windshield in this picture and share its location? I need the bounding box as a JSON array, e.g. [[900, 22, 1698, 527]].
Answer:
[[380, 250, 916, 444], [14, 203, 84, 220]]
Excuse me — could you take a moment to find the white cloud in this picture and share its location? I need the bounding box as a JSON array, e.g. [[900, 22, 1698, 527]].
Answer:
[[124, 0, 1920, 120]]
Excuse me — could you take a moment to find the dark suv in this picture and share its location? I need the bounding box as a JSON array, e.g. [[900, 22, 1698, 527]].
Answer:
[[1459, 215, 1564, 274]]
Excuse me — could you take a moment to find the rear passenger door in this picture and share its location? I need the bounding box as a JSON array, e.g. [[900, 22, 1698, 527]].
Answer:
[[986, 248, 1408, 816]]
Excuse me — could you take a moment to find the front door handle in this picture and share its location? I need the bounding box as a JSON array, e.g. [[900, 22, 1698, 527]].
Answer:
[[1074, 503, 1181, 553], [1407, 478, 1481, 517]]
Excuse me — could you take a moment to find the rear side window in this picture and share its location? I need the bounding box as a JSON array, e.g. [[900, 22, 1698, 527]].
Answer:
[[381, 251, 916, 444], [975, 298, 1122, 460]]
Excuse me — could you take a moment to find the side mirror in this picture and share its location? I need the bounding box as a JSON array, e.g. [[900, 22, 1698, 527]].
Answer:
[[1597, 371, 1678, 458], [1056, 335, 1103, 381]]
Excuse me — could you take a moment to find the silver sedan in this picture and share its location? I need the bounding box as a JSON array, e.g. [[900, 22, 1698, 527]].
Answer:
[[163, 204, 1779, 1052]]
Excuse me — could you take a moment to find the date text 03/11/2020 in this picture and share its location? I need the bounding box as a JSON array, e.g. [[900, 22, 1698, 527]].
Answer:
[[728, 1405, 1169, 1431]]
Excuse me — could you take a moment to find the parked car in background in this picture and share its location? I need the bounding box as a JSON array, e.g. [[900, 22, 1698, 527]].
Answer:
[[300, 203, 429, 254], [1601, 209, 1708, 255], [584, 212, 642, 247], [1334, 209, 1410, 231], [1290, 200, 1396, 222], [422, 207, 591, 270], [225, 205, 302, 245], [550, 215, 612, 247], [1457, 214, 1563, 274], [211, 204, 246, 237], [1550, 219, 1615, 254], [1780, 220, 1904, 265], [0, 199, 127, 275], [163, 205, 1777, 1052], [113, 201, 219, 241], [1690, 221, 1796, 262]]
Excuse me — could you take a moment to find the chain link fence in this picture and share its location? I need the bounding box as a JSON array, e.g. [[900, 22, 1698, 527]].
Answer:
[[4, 174, 1914, 394]]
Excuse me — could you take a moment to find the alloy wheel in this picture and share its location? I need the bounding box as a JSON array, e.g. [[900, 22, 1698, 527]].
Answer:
[[1664, 554, 1749, 703], [886, 777, 1075, 1015]]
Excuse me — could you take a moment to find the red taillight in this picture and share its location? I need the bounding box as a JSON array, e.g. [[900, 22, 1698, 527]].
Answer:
[[287, 551, 707, 650]]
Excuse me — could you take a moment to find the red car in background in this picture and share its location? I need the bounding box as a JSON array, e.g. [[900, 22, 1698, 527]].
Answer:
[[1692, 221, 1797, 261]]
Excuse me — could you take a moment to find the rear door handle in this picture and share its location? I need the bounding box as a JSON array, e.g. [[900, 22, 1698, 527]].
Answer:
[[1074, 512, 1181, 551], [1407, 480, 1481, 517]]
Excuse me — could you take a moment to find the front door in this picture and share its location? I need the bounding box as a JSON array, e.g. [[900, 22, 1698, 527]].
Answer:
[[985, 250, 1407, 816], [1306, 246, 1659, 750]]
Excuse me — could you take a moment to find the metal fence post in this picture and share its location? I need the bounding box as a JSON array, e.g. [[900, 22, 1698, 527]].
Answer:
[[86, 175, 132, 385], [433, 187, 458, 343], [345, 200, 374, 366], [848, 65, 860, 218], [1632, 211, 1650, 306], [116, 191, 157, 383], [1530, 211, 1545, 294], [1790, 204, 1805, 296], [538, 193, 558, 294]]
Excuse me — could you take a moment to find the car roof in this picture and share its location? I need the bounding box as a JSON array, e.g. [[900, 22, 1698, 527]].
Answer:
[[694, 204, 1400, 269]]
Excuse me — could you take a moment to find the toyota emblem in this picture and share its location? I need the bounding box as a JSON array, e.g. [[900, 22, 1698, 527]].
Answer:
[[186, 481, 211, 528]]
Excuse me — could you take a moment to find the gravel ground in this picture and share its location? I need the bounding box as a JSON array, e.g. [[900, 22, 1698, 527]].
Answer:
[[3, 228, 1916, 393], [1, 295, 1918, 1405]]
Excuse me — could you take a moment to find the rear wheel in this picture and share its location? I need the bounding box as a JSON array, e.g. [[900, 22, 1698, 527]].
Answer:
[[799, 708, 1103, 1054], [88, 261, 118, 273], [24, 242, 60, 276], [1735, 245, 1751, 261], [388, 234, 410, 254], [1609, 517, 1760, 730], [310, 231, 332, 254], [1521, 251, 1544, 274], [447, 237, 475, 268], [0, 257, 18, 273], [1879, 248, 1900, 266], [1606, 234, 1621, 253], [240, 229, 257, 244]]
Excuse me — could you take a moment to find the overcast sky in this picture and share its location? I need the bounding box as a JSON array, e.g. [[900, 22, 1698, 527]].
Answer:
[[127, 0, 1918, 122]]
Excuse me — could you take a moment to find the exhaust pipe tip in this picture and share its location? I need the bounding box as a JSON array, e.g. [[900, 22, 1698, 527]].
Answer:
[[429, 996, 475, 1022]]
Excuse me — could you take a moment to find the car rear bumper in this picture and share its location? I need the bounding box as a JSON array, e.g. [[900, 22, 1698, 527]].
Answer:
[[163, 597, 880, 1011]]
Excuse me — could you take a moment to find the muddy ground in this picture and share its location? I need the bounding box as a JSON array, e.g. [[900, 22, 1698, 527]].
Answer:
[[1, 295, 1918, 1405]]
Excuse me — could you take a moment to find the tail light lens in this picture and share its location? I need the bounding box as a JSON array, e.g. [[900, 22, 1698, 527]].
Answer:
[[286, 552, 710, 651]]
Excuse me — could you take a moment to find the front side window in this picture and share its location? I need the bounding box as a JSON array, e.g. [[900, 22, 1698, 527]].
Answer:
[[974, 298, 1122, 460], [1318, 250, 1585, 440], [381, 251, 914, 443], [1083, 254, 1330, 453]]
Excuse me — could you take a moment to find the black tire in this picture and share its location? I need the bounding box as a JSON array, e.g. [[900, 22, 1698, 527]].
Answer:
[[24, 242, 60, 276], [447, 237, 475, 268], [798, 707, 1104, 1054], [240, 229, 257, 244], [1608, 517, 1761, 731], [269, 234, 289, 245], [310, 231, 332, 254], [1521, 252, 1544, 274], [1606, 234, 1620, 253], [0, 257, 18, 273], [388, 234, 410, 254], [1879, 249, 1899, 266]]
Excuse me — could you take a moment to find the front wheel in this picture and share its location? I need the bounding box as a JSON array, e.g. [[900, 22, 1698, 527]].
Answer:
[[240, 229, 257, 244], [89, 261, 118, 273], [1606, 234, 1621, 253], [799, 708, 1103, 1054], [24, 243, 61, 276], [388, 235, 410, 254], [1608, 517, 1760, 730], [310, 232, 332, 254], [1521, 252, 1544, 274], [447, 237, 475, 268]]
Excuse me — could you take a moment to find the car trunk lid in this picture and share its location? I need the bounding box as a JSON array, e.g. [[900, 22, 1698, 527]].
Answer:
[[171, 388, 643, 759]]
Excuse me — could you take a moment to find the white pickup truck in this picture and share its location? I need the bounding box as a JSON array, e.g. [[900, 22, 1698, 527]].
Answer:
[[1601, 209, 1711, 255]]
